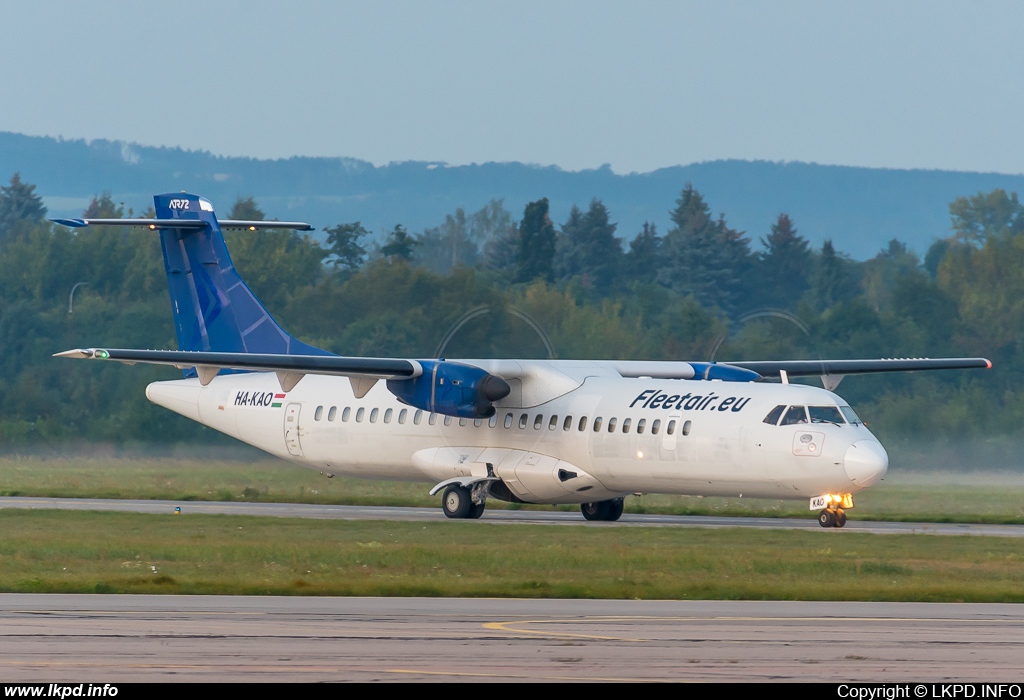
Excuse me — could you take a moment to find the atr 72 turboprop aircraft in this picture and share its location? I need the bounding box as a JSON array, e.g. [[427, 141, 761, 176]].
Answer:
[[54, 193, 990, 527]]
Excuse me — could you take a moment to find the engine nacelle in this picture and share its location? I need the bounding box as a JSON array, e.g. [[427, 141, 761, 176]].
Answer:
[[687, 362, 761, 382], [386, 360, 511, 418]]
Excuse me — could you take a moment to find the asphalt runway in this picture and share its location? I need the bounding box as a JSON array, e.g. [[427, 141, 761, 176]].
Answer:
[[0, 595, 1021, 682], [1, 495, 1023, 537]]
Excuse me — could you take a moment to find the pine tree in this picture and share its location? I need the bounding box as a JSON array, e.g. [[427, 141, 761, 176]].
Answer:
[[757, 213, 812, 309], [323, 222, 369, 273], [83, 191, 124, 219], [555, 199, 622, 294], [626, 222, 661, 284], [0, 173, 47, 235], [659, 184, 750, 315], [515, 198, 556, 283]]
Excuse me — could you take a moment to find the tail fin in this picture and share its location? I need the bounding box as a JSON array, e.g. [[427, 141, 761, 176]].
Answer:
[[154, 193, 330, 357]]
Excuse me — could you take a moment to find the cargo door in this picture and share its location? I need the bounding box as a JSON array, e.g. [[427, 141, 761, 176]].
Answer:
[[284, 403, 304, 457]]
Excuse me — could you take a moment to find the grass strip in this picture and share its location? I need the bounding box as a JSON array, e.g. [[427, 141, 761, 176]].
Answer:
[[2, 457, 1024, 524], [1, 509, 1023, 601]]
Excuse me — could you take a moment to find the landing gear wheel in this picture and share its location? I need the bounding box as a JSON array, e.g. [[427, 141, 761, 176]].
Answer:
[[818, 509, 837, 528], [442, 484, 473, 519], [581, 499, 624, 522], [581, 501, 611, 521], [833, 509, 847, 528], [606, 498, 624, 522], [467, 501, 486, 519]]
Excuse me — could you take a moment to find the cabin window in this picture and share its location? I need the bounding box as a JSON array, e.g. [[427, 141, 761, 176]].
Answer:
[[667, 419, 677, 435], [504, 413, 513, 429], [328, 406, 337, 422], [429, 413, 438, 426], [314, 406, 323, 421], [472, 418, 481, 427], [651, 419, 661, 435], [549, 415, 558, 430], [622, 417, 632, 433], [637, 418, 646, 434], [444, 416, 453, 426], [563, 415, 573, 431], [781, 406, 809, 425], [682, 420, 692, 436], [413, 410, 423, 425], [459, 418, 467, 427], [356, 407, 365, 423], [384, 408, 393, 424], [578, 416, 588, 431], [519, 414, 528, 429], [593, 417, 603, 432], [839, 405, 862, 425], [809, 406, 845, 425], [489, 415, 498, 428], [607, 417, 617, 433], [764, 405, 785, 425], [398, 409, 408, 424], [342, 407, 351, 422], [533, 414, 543, 429], [370, 408, 379, 423]]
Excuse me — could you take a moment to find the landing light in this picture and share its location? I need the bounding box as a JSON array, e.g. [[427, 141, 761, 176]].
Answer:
[[636, 450, 644, 458], [249, 226, 256, 231], [149, 224, 156, 230]]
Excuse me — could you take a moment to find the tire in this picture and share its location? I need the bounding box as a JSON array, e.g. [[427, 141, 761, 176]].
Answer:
[[818, 509, 836, 528], [606, 498, 625, 522], [442, 484, 473, 519], [833, 509, 847, 528], [467, 501, 486, 519], [581, 501, 611, 521]]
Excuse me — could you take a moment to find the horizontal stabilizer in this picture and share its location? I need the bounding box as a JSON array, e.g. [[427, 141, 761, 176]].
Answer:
[[51, 218, 314, 231], [730, 357, 991, 378], [55, 348, 421, 380]]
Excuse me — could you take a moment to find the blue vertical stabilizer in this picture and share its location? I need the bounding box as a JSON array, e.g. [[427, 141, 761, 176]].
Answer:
[[154, 193, 331, 362]]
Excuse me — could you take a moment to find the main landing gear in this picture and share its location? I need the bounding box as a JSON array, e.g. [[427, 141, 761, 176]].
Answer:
[[818, 508, 848, 528], [441, 483, 486, 520], [581, 498, 625, 522]]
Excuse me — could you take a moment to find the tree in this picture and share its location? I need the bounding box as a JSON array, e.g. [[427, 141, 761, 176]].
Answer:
[[556, 199, 623, 294], [625, 222, 661, 285], [949, 189, 1024, 245], [83, 191, 124, 219], [515, 198, 556, 283], [0, 174, 47, 235], [228, 196, 265, 221], [380, 224, 418, 261], [659, 184, 751, 315], [323, 222, 369, 273], [807, 240, 858, 311], [756, 213, 812, 310]]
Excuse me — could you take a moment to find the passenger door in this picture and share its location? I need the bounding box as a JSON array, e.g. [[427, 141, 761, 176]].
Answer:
[[284, 403, 304, 457]]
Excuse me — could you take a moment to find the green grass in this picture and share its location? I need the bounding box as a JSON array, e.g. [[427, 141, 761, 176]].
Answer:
[[2, 455, 1024, 523], [0, 509, 1022, 601]]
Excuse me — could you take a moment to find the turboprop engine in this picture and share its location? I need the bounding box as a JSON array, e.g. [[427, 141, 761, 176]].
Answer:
[[386, 360, 511, 418]]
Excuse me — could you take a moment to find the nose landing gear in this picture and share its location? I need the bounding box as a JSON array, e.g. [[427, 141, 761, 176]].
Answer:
[[818, 508, 847, 528]]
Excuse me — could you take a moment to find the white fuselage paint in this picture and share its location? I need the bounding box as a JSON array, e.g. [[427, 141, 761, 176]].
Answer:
[[146, 368, 887, 505]]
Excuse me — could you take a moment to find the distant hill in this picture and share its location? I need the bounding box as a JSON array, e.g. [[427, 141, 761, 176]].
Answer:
[[3, 131, 1023, 259]]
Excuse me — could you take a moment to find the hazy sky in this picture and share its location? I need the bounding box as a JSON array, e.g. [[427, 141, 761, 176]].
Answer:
[[2, 0, 1023, 174]]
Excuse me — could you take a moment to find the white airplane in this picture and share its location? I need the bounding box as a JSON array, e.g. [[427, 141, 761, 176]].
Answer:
[[53, 194, 990, 527]]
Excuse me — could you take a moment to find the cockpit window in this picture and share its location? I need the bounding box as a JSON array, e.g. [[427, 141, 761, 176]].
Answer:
[[809, 406, 845, 425], [763, 405, 785, 425], [839, 405, 862, 425], [780, 405, 808, 425]]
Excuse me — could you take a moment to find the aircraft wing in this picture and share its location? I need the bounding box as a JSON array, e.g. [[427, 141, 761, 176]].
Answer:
[[728, 357, 991, 378], [51, 218, 314, 231], [55, 348, 421, 394]]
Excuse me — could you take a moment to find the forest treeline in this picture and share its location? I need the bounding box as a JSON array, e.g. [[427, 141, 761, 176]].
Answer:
[[0, 173, 1020, 451]]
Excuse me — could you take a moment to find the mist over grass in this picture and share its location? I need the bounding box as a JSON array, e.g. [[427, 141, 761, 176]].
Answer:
[[0, 442, 1022, 524]]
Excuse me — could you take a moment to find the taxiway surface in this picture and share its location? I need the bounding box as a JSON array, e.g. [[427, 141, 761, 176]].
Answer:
[[0, 595, 1021, 682], [1, 496, 1022, 537]]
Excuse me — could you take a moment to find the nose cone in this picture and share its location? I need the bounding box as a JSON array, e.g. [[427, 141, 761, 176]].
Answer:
[[844, 440, 888, 487]]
